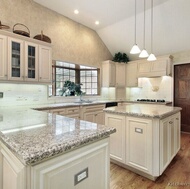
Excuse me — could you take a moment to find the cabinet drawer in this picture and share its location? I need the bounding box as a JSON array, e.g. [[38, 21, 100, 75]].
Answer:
[[66, 107, 80, 115], [83, 104, 105, 112], [49, 108, 66, 115]]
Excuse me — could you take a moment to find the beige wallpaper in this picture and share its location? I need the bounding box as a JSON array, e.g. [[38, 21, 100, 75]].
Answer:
[[0, 0, 112, 68]]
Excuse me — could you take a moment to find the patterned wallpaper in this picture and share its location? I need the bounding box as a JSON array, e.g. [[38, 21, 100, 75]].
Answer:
[[0, 0, 112, 68]]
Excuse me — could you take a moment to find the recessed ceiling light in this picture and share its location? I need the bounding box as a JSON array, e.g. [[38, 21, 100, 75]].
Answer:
[[95, 21, 100, 25], [74, 9, 79, 14]]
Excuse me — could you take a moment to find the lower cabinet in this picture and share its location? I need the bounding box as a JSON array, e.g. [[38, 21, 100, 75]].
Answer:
[[105, 112, 181, 179], [126, 117, 153, 175], [160, 112, 181, 173], [49, 106, 80, 119], [82, 104, 105, 125], [0, 138, 110, 189], [105, 114, 125, 163]]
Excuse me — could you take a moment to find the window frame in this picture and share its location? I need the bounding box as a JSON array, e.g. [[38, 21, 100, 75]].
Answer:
[[51, 61, 100, 96]]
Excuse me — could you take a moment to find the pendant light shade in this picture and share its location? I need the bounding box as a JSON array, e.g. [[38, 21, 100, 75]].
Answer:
[[130, 0, 140, 54], [147, 53, 156, 61], [139, 49, 149, 58], [147, 0, 156, 61], [130, 44, 141, 54], [139, 0, 149, 58]]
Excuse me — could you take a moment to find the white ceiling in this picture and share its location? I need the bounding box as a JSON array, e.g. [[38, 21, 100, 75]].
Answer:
[[34, 0, 190, 61]]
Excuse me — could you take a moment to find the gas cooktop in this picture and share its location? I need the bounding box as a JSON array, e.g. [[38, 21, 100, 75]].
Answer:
[[137, 99, 166, 103]]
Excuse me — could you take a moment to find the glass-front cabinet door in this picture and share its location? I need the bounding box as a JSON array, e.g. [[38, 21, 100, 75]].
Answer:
[[8, 37, 24, 81], [25, 41, 38, 82]]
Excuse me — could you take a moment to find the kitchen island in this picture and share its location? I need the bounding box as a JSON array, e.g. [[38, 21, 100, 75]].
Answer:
[[104, 104, 182, 180], [0, 108, 116, 189]]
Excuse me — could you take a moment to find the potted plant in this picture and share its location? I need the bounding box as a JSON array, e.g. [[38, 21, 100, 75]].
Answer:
[[60, 80, 84, 96], [112, 52, 129, 63]]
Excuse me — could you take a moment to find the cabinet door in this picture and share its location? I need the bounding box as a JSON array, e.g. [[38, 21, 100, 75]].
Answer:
[[151, 60, 167, 76], [126, 117, 153, 174], [8, 37, 24, 81], [102, 61, 116, 87], [0, 34, 8, 80], [115, 63, 126, 87], [39, 45, 52, 83], [25, 41, 39, 82], [83, 111, 95, 123], [174, 112, 181, 153], [95, 111, 105, 125], [137, 61, 151, 77], [126, 62, 138, 87], [105, 113, 125, 163]]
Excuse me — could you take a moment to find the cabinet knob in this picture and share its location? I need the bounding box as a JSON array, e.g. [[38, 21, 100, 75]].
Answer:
[[176, 118, 179, 120], [169, 121, 173, 124]]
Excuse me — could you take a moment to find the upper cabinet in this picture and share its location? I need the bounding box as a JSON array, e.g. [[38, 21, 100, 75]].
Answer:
[[102, 60, 126, 87], [102, 60, 116, 87], [0, 34, 7, 80], [115, 63, 126, 87], [0, 30, 52, 84], [126, 61, 138, 87], [137, 55, 173, 78]]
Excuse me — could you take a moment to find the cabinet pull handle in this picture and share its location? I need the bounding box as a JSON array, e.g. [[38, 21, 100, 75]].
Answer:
[[169, 121, 173, 124], [135, 128, 143, 134]]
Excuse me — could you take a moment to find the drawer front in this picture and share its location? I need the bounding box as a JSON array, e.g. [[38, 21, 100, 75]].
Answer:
[[49, 108, 66, 115], [65, 107, 80, 115], [83, 105, 105, 112]]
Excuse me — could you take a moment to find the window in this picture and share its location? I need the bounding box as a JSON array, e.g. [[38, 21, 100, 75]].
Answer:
[[50, 61, 99, 96]]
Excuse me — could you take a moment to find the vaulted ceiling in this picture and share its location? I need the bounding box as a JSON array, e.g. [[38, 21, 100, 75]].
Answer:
[[33, 0, 190, 60]]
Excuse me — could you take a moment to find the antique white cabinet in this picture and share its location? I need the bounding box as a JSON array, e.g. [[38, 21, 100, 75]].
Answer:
[[0, 34, 7, 80], [115, 63, 126, 87], [126, 61, 138, 87], [0, 138, 110, 189], [82, 104, 105, 125], [49, 106, 80, 119], [105, 112, 181, 180], [137, 55, 173, 77], [102, 60, 116, 87], [160, 112, 180, 173], [0, 30, 52, 84], [105, 113, 125, 163], [126, 117, 153, 175]]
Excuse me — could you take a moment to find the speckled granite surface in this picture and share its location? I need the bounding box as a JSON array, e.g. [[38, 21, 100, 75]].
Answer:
[[0, 109, 116, 165], [104, 104, 182, 118]]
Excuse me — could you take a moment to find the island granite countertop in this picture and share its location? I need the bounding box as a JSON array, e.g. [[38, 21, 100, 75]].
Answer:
[[104, 104, 182, 118], [0, 108, 116, 165]]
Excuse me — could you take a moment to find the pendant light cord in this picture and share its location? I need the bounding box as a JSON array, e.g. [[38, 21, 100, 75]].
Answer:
[[134, 0, 137, 44], [151, 0, 153, 53], [143, 0, 146, 48]]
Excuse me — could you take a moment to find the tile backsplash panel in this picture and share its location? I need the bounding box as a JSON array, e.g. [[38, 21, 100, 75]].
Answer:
[[127, 76, 173, 101], [0, 83, 48, 107]]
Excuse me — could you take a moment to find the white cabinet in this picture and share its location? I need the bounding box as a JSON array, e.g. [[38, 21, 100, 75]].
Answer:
[[82, 104, 105, 125], [160, 112, 181, 173], [137, 55, 173, 77], [0, 138, 110, 189], [0, 142, 26, 189], [126, 117, 153, 174], [126, 61, 138, 87], [39, 45, 52, 83], [0, 30, 52, 84], [105, 113, 125, 163], [102, 60, 116, 87], [49, 106, 80, 119], [115, 63, 126, 87], [0, 34, 7, 80]]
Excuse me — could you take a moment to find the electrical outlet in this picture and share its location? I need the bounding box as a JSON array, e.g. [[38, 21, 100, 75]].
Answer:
[[74, 168, 88, 185], [0, 92, 3, 98]]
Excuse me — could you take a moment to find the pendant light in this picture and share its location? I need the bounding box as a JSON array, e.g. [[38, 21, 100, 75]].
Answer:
[[147, 0, 156, 61], [139, 0, 149, 58], [130, 0, 141, 54]]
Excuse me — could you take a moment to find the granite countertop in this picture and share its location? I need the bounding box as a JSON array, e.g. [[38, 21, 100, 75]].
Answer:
[[103, 104, 182, 118], [0, 109, 116, 165]]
